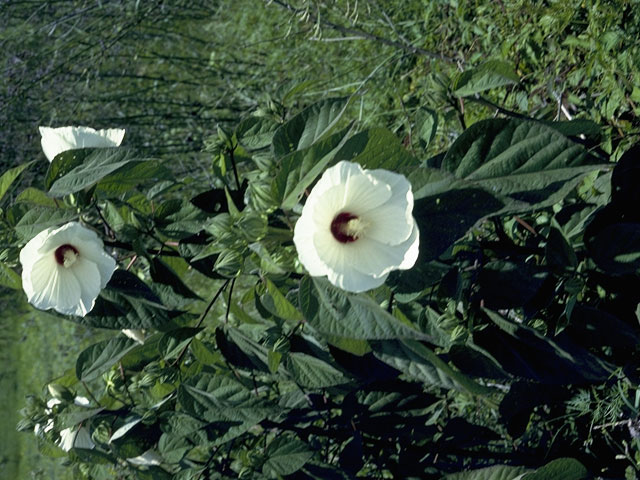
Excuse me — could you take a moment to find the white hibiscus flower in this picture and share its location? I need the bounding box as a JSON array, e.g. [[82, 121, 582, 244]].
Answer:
[[39, 126, 125, 162], [59, 426, 95, 452], [293, 161, 419, 292], [20, 222, 117, 316]]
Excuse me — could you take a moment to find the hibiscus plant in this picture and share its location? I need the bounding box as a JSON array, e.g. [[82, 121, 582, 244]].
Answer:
[[3, 97, 639, 480]]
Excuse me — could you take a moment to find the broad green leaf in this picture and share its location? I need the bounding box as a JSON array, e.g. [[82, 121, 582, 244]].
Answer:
[[416, 108, 438, 150], [587, 223, 640, 274], [262, 278, 303, 321], [178, 373, 275, 424], [453, 60, 519, 97], [401, 340, 494, 395], [442, 118, 605, 211], [306, 277, 428, 340], [285, 352, 348, 388], [441, 464, 531, 480], [158, 327, 202, 359], [109, 416, 143, 442], [0, 161, 33, 204], [235, 116, 279, 151], [47, 147, 140, 197], [414, 188, 504, 262], [76, 337, 137, 381], [15, 187, 57, 207], [0, 262, 21, 290], [262, 436, 314, 477], [274, 126, 351, 209], [522, 458, 588, 480], [14, 207, 78, 241], [82, 270, 174, 330], [545, 225, 578, 269], [273, 97, 349, 157], [190, 338, 219, 366], [334, 127, 417, 170], [95, 160, 172, 196], [479, 309, 611, 384], [158, 433, 192, 463]]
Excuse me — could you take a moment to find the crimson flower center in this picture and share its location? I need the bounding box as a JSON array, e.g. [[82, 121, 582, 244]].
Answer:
[[54, 244, 79, 268], [330, 212, 363, 243]]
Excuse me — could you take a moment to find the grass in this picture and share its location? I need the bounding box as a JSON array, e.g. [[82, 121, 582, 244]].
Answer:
[[0, 293, 86, 480]]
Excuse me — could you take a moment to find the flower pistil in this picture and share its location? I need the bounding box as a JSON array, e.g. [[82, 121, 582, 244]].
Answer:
[[330, 212, 368, 243], [54, 244, 79, 268]]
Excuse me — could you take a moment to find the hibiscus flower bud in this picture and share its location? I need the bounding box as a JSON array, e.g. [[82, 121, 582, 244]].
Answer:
[[293, 161, 420, 292], [39, 126, 125, 162], [20, 222, 117, 317]]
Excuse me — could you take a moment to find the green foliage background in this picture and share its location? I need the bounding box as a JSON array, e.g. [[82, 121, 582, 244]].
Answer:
[[1, 0, 640, 479]]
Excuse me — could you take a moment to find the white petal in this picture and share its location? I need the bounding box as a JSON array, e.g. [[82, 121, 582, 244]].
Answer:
[[74, 427, 95, 449], [71, 258, 102, 316], [25, 254, 82, 314], [74, 396, 91, 407], [39, 222, 94, 254], [361, 169, 415, 245], [346, 237, 406, 277], [328, 267, 388, 293], [37, 222, 116, 289], [396, 221, 420, 270], [39, 126, 125, 162], [122, 329, 145, 344], [46, 398, 62, 409], [127, 449, 163, 466], [20, 226, 55, 270], [363, 205, 414, 245], [58, 426, 94, 451], [341, 171, 391, 213], [58, 427, 77, 452], [78, 247, 116, 289], [294, 198, 332, 276], [312, 227, 350, 274]]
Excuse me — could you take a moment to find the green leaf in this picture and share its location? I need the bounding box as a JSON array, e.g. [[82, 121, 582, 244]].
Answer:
[[273, 97, 349, 157], [587, 223, 640, 274], [262, 278, 303, 321], [14, 207, 78, 241], [76, 337, 138, 381], [285, 352, 348, 388], [523, 458, 588, 480], [414, 188, 504, 262], [371, 340, 492, 394], [274, 126, 351, 209], [545, 225, 578, 269], [334, 127, 417, 170], [306, 277, 428, 340], [479, 309, 611, 384], [0, 262, 21, 290], [416, 108, 438, 150], [235, 116, 280, 151], [47, 147, 140, 197], [178, 373, 275, 424], [401, 340, 494, 395], [442, 118, 605, 211], [0, 161, 33, 204], [158, 327, 202, 359], [441, 464, 531, 480], [15, 187, 57, 207], [453, 60, 519, 97], [82, 270, 173, 330], [262, 436, 314, 477], [95, 160, 172, 196]]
